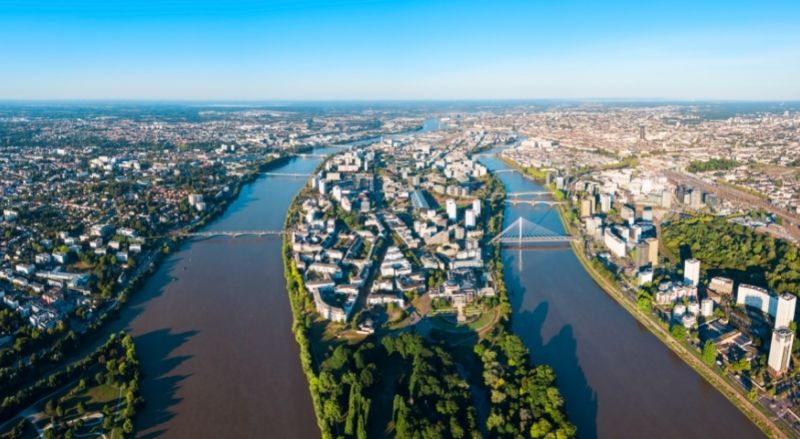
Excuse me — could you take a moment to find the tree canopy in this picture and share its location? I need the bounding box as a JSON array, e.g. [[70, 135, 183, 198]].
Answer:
[[663, 215, 800, 295]]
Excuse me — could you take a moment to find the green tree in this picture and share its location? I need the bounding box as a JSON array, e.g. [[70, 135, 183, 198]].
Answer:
[[123, 419, 134, 434], [702, 341, 717, 366], [670, 324, 687, 341]]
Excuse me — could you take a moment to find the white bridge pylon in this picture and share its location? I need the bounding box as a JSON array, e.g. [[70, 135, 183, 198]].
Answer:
[[490, 217, 574, 244]]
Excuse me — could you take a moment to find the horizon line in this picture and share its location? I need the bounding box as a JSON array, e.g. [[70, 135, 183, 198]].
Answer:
[[1, 98, 800, 104]]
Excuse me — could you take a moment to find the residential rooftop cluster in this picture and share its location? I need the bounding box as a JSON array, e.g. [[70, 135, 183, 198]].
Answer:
[[0, 106, 420, 345], [289, 126, 506, 329]]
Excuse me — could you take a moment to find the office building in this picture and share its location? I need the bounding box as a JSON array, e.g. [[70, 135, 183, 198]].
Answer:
[[684, 258, 700, 286]]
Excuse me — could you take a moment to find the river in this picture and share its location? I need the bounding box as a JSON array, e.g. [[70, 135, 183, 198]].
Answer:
[[126, 151, 334, 438], [113, 129, 427, 437], [106, 116, 763, 438], [479, 152, 764, 438]]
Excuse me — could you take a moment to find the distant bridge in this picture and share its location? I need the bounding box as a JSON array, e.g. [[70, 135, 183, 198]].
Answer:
[[293, 153, 328, 158], [263, 172, 312, 178], [180, 230, 285, 239], [493, 169, 516, 174], [505, 199, 564, 207], [490, 217, 574, 245], [507, 191, 550, 197]]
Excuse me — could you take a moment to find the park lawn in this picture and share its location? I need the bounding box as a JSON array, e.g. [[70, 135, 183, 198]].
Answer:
[[429, 308, 499, 334], [56, 382, 122, 419], [86, 383, 121, 406], [338, 330, 369, 344]]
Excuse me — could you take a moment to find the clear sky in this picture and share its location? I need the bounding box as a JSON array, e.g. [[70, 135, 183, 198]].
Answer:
[[1, 0, 799, 100]]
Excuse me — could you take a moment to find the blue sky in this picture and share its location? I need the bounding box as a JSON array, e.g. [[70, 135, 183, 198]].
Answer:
[[1, 0, 799, 100]]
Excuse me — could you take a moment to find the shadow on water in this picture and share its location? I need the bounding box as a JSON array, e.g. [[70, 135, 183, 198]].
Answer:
[[134, 328, 198, 439], [505, 251, 599, 439]]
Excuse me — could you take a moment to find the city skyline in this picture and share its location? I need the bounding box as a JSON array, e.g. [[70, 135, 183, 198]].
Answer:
[[1, 0, 799, 100]]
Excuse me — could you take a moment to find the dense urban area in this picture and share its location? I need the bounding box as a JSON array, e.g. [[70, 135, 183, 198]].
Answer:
[[0, 101, 799, 438]]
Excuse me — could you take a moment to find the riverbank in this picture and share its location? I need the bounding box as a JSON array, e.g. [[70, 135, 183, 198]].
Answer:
[[500, 155, 786, 438], [280, 132, 578, 438], [0, 152, 313, 431]]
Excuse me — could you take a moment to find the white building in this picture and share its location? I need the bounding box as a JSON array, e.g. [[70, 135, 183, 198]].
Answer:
[[638, 269, 654, 286], [775, 293, 797, 329], [465, 209, 476, 229], [684, 258, 700, 286], [768, 327, 794, 375], [599, 193, 613, 213], [446, 198, 457, 222], [472, 199, 481, 217], [188, 193, 204, 206], [737, 284, 777, 316], [603, 229, 626, 258], [701, 298, 714, 317]]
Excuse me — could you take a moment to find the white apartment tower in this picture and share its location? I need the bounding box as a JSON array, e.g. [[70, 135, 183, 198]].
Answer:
[[465, 209, 476, 229], [684, 258, 700, 286], [768, 327, 795, 375], [446, 199, 457, 222], [472, 199, 481, 217], [775, 293, 797, 329]]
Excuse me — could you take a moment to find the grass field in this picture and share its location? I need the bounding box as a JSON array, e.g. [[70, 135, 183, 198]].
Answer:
[[429, 308, 499, 335]]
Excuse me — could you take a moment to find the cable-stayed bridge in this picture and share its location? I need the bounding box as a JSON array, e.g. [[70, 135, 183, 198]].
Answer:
[[490, 217, 574, 245]]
